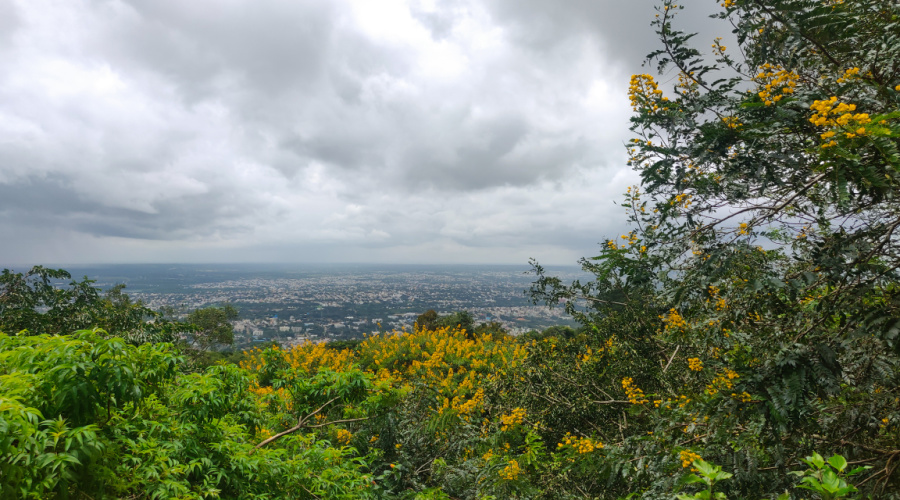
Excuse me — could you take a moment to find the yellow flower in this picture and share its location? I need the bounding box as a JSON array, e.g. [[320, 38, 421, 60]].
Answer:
[[680, 450, 702, 468], [688, 358, 703, 371], [499, 459, 521, 480], [334, 428, 353, 444], [662, 308, 688, 332], [557, 432, 603, 454], [499, 408, 527, 431], [622, 377, 648, 404]]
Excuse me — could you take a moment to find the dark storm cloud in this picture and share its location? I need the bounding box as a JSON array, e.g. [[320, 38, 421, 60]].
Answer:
[[0, 0, 724, 264], [99, 0, 339, 97], [0, 176, 258, 240], [482, 0, 733, 83], [399, 113, 589, 191]]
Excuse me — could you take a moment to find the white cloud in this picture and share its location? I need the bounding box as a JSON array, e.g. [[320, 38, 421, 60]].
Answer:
[[0, 0, 721, 266]]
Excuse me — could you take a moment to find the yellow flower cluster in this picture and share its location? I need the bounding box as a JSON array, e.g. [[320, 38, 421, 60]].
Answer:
[[622, 377, 648, 405], [441, 388, 485, 422], [720, 0, 735, 7], [628, 74, 665, 113], [609, 231, 642, 251], [671, 193, 693, 208], [809, 97, 871, 147], [241, 341, 356, 375], [242, 343, 358, 409], [731, 391, 752, 402], [243, 325, 527, 428], [712, 37, 727, 55], [499, 459, 521, 480], [621, 232, 640, 246], [557, 432, 603, 454], [334, 428, 353, 444], [499, 407, 527, 431], [662, 308, 688, 333], [721, 116, 742, 129], [676, 71, 699, 96], [738, 222, 750, 235], [580, 337, 616, 364], [360, 326, 524, 404], [755, 64, 798, 106], [688, 358, 703, 371], [680, 449, 702, 468], [836, 67, 860, 84], [707, 285, 725, 306], [706, 368, 739, 395]]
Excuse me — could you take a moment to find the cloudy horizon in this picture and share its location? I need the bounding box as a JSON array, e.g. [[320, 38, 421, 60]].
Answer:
[[0, 0, 724, 267]]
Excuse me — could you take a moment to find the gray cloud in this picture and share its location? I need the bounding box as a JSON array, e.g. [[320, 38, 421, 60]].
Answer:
[[0, 0, 722, 265]]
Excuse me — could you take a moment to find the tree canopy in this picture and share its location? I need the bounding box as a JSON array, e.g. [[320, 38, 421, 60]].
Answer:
[[530, 0, 900, 495], [0, 266, 177, 344]]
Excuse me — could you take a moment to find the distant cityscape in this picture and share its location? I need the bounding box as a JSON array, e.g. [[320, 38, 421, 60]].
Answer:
[[60, 264, 585, 348]]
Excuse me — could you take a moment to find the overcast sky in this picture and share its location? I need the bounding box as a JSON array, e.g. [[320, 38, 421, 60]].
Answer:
[[0, 0, 725, 266]]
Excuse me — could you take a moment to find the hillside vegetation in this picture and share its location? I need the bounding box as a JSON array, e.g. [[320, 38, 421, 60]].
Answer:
[[3, 0, 900, 498]]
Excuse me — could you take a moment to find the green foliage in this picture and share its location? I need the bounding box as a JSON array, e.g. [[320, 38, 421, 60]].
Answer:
[[0, 266, 178, 343], [0, 331, 380, 499], [0, 330, 180, 498], [677, 460, 733, 500], [416, 309, 509, 341], [527, 0, 900, 497], [791, 452, 871, 500], [185, 304, 239, 352], [415, 309, 440, 331], [434, 311, 476, 337]]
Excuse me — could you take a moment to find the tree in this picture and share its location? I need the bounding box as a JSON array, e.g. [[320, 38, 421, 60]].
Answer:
[[436, 311, 475, 337], [0, 266, 72, 334], [0, 266, 175, 343], [416, 309, 477, 338], [415, 309, 439, 330], [531, 0, 900, 496], [186, 304, 239, 352]]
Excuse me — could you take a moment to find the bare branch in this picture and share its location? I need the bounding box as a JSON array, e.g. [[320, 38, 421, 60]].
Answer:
[[250, 396, 341, 454], [304, 417, 371, 429], [663, 345, 680, 373]]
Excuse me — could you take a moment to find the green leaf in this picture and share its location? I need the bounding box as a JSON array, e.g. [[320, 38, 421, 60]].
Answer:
[[827, 454, 847, 472]]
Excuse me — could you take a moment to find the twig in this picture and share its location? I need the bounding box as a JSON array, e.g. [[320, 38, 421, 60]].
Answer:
[[305, 417, 371, 429], [250, 396, 340, 454], [663, 345, 681, 373]]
